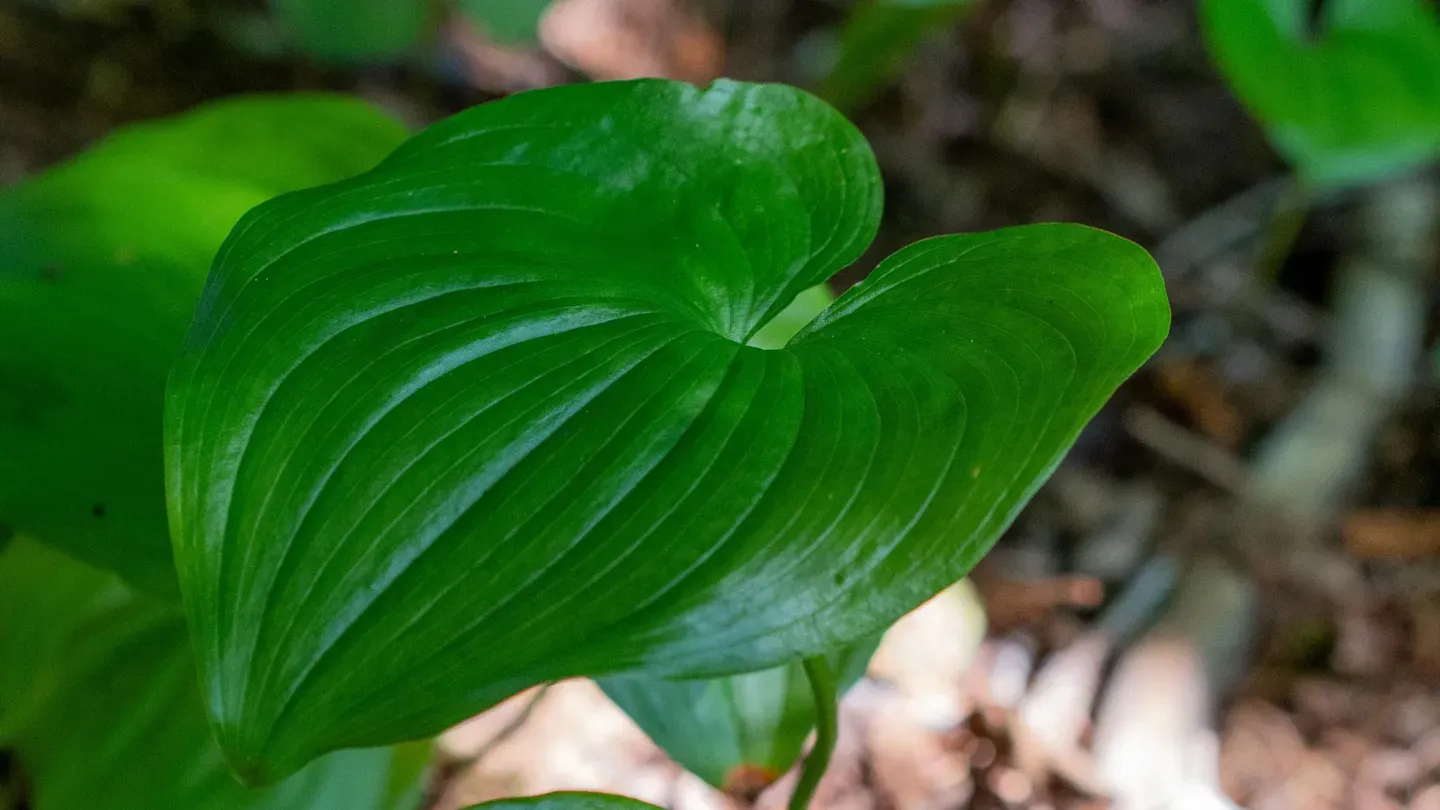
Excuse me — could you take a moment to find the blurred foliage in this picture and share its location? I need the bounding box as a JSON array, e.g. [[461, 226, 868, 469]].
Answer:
[[268, 0, 551, 60], [599, 640, 875, 790], [1202, 0, 1440, 187], [0, 94, 407, 597], [819, 0, 971, 111], [0, 540, 427, 810], [269, 0, 434, 61], [457, 0, 553, 44]]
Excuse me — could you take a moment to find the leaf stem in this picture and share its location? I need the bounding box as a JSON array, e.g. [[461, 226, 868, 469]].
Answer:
[[789, 656, 839, 810]]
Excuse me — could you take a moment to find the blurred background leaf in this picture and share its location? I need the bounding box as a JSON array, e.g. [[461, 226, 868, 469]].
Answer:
[[817, 0, 971, 111], [0, 94, 407, 597], [598, 641, 876, 794], [270, 0, 435, 61], [457, 0, 553, 44], [0, 539, 428, 810], [1202, 0, 1440, 187]]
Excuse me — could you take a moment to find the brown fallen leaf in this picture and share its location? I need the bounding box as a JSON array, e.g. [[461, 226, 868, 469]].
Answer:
[[1276, 750, 1347, 810], [1355, 748, 1421, 796], [1331, 598, 1407, 679], [1156, 360, 1246, 449], [1220, 700, 1307, 803], [441, 17, 569, 95], [865, 687, 974, 810], [434, 679, 716, 810], [1344, 509, 1440, 561], [539, 0, 722, 83], [971, 562, 1105, 635], [867, 580, 986, 730], [1409, 599, 1440, 679], [1410, 784, 1440, 810]]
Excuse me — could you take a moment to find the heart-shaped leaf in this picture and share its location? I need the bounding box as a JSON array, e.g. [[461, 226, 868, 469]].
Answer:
[[1202, 0, 1440, 187], [0, 95, 407, 596], [166, 78, 1169, 781], [0, 540, 427, 810], [598, 640, 875, 793]]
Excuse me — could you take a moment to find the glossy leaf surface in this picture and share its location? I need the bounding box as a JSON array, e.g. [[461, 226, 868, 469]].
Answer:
[[601, 284, 855, 793], [0, 95, 407, 596], [166, 78, 1169, 781], [599, 641, 875, 791], [0, 541, 424, 810], [271, 0, 432, 60], [1202, 0, 1440, 186]]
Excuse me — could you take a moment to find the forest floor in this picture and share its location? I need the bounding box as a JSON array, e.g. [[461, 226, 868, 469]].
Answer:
[[4, 1, 1440, 809]]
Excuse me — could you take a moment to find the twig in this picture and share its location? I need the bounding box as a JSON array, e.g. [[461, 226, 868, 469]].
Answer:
[[1249, 174, 1438, 523], [1152, 177, 1290, 279], [789, 657, 838, 810], [1124, 405, 1250, 493]]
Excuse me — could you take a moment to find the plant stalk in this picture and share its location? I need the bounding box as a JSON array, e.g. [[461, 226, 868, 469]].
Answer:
[[789, 656, 839, 810]]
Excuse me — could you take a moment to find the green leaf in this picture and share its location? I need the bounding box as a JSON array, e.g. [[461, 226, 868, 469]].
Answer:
[[0, 541, 422, 810], [165, 77, 1169, 781], [818, 0, 971, 111], [271, 0, 432, 61], [606, 284, 863, 793], [0, 539, 128, 730], [457, 0, 552, 44], [0, 94, 408, 597], [1201, 0, 1440, 187], [746, 284, 835, 351], [598, 640, 875, 791], [464, 795, 661, 810], [380, 739, 435, 810]]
